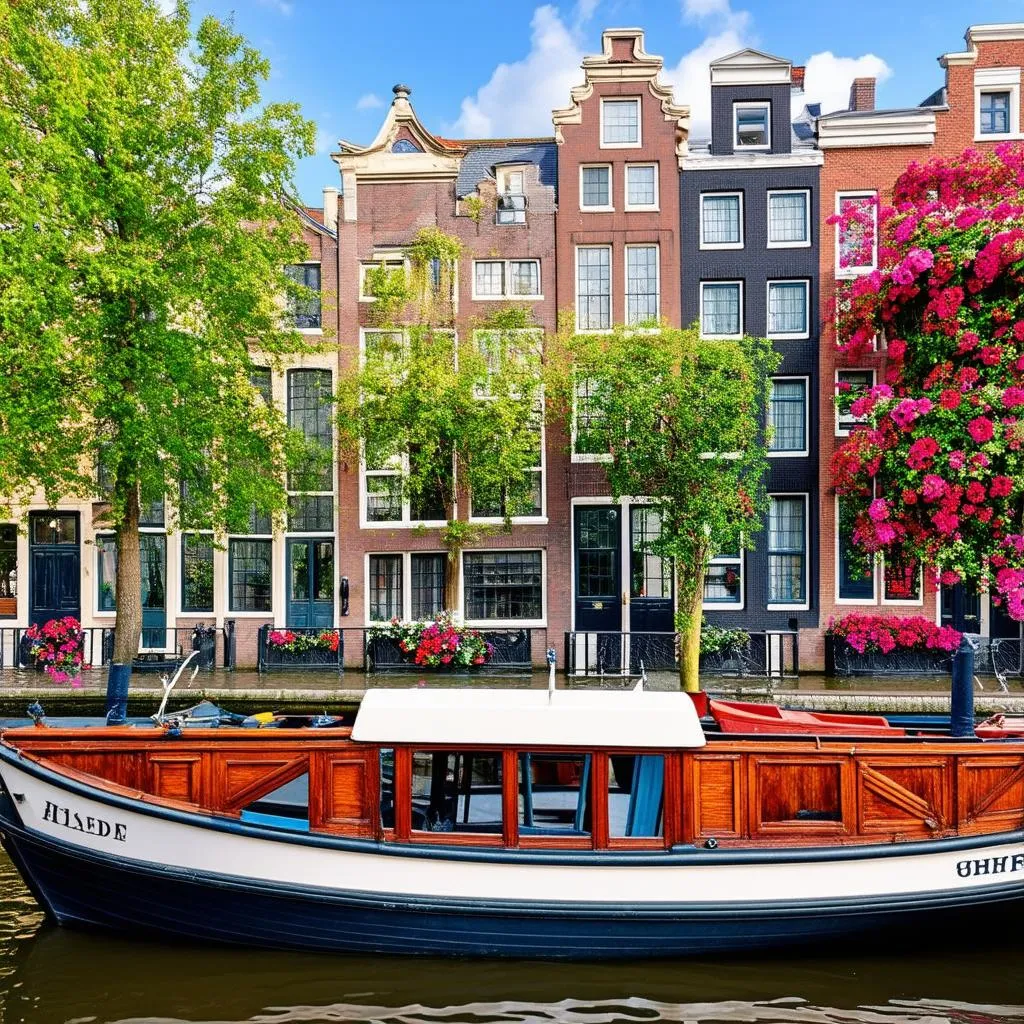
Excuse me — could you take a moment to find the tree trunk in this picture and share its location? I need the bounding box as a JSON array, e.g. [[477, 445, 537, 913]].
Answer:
[[678, 581, 703, 693], [113, 483, 142, 668]]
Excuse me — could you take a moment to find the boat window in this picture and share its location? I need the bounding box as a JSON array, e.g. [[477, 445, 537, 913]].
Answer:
[[608, 754, 664, 838], [240, 772, 309, 832], [759, 762, 842, 823], [519, 753, 591, 835], [380, 748, 395, 829], [411, 751, 503, 834]]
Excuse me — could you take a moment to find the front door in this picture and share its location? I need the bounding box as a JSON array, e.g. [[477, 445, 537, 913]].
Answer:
[[629, 506, 674, 633], [28, 513, 80, 627], [287, 538, 334, 628], [574, 507, 621, 633], [140, 534, 167, 649]]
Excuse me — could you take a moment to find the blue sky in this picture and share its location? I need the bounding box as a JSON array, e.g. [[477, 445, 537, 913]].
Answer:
[[177, 0, 1022, 204]]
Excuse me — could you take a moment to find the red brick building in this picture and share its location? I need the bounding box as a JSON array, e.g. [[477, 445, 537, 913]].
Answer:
[[812, 23, 1024, 666]]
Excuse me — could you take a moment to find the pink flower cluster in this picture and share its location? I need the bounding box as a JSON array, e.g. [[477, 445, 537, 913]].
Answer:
[[827, 613, 962, 656], [25, 616, 85, 686]]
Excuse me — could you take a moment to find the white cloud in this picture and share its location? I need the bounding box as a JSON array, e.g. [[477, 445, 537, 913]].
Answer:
[[682, 0, 733, 19], [449, 4, 587, 138], [356, 93, 384, 111], [800, 51, 893, 117]]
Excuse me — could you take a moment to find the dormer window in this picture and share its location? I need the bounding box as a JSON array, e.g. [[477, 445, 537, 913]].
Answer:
[[974, 69, 1021, 141], [496, 166, 527, 225], [734, 102, 770, 150]]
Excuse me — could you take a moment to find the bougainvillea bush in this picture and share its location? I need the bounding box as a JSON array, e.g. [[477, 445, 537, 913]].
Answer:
[[826, 613, 961, 655], [369, 613, 494, 668], [25, 616, 85, 684], [832, 143, 1024, 620]]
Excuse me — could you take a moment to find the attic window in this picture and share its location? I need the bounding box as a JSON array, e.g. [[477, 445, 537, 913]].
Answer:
[[734, 102, 770, 150], [391, 139, 422, 153]]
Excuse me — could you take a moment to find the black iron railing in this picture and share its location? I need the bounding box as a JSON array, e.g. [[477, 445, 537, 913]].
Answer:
[[365, 629, 532, 673], [564, 630, 799, 678], [257, 625, 343, 673], [0, 623, 235, 672]]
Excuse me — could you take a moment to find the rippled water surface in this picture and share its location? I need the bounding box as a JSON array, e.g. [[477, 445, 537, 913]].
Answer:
[[0, 852, 1022, 1024]]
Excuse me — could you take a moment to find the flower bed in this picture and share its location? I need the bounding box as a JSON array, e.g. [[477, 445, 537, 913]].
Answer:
[[368, 614, 495, 669], [825, 613, 961, 676], [25, 616, 85, 684]]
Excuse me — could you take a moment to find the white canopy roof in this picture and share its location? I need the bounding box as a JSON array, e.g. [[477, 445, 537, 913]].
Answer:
[[351, 686, 706, 749]]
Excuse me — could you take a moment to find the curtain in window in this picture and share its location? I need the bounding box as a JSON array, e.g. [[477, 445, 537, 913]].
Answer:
[[702, 283, 740, 335], [768, 193, 807, 243], [768, 283, 807, 335], [702, 196, 739, 244], [769, 380, 806, 451], [767, 498, 805, 602]]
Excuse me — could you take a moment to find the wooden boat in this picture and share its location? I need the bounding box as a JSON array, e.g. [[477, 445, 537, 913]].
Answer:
[[709, 698, 905, 736], [0, 685, 1023, 959]]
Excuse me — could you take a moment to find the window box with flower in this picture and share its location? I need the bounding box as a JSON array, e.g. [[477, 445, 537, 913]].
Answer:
[[257, 625, 343, 672], [825, 613, 961, 676], [367, 613, 501, 672]]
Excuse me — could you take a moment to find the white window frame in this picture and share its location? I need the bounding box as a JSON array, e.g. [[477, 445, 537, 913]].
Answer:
[[766, 189, 811, 249], [834, 191, 878, 278], [767, 375, 809, 459], [699, 280, 743, 339], [497, 165, 528, 195], [471, 259, 542, 300], [359, 253, 407, 302], [571, 375, 612, 464], [974, 68, 1021, 142], [575, 245, 613, 333], [699, 192, 744, 250], [703, 550, 745, 612], [624, 243, 660, 327], [766, 492, 809, 611], [460, 547, 547, 628], [835, 368, 876, 437], [364, 550, 449, 623], [624, 163, 659, 211], [600, 97, 642, 149], [579, 164, 614, 212], [834, 495, 877, 606], [733, 101, 771, 151], [766, 279, 810, 341], [225, 531, 275, 619], [360, 447, 452, 530]]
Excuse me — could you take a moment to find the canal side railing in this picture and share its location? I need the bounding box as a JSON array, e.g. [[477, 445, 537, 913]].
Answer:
[[0, 623, 236, 672], [564, 630, 800, 678]]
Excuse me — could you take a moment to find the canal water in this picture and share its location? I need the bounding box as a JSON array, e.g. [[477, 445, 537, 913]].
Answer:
[[1, 853, 1022, 1024]]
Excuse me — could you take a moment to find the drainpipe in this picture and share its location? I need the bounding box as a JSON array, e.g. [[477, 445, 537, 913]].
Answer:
[[950, 635, 976, 738]]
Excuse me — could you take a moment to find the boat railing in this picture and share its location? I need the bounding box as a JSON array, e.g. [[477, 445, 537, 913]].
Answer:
[[563, 630, 800, 678], [0, 623, 236, 673]]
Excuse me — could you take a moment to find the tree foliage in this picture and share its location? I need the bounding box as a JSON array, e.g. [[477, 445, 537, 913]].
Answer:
[[832, 144, 1024, 618], [553, 324, 779, 690], [0, 0, 318, 666]]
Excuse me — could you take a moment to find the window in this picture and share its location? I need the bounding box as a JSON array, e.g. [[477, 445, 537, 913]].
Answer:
[[288, 369, 333, 491], [704, 552, 743, 606], [284, 263, 321, 329], [734, 102, 770, 149], [520, 753, 590, 834], [497, 166, 525, 195], [472, 260, 541, 299], [768, 378, 807, 455], [980, 90, 1011, 135], [140, 498, 165, 527], [287, 494, 333, 532], [181, 533, 214, 613], [572, 376, 610, 460], [767, 281, 809, 339], [576, 246, 611, 331], [608, 754, 664, 838], [625, 164, 657, 209], [630, 508, 672, 601], [362, 449, 447, 527], [601, 98, 640, 147], [464, 550, 542, 621], [96, 534, 117, 611], [229, 539, 272, 613], [767, 496, 807, 606], [411, 553, 447, 620], [700, 282, 742, 338], [0, 525, 15, 616], [241, 772, 309, 830], [412, 751, 503, 835], [470, 420, 543, 519], [836, 192, 877, 275], [835, 369, 875, 435], [360, 257, 406, 300], [580, 165, 612, 210], [625, 245, 659, 325], [767, 190, 810, 247], [496, 167, 527, 225], [244, 507, 272, 536], [883, 554, 922, 603], [700, 193, 742, 249], [368, 554, 402, 622], [838, 498, 874, 601], [362, 328, 405, 367], [249, 366, 272, 405]]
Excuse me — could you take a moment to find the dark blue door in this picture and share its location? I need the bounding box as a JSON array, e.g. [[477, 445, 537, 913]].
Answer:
[[28, 513, 80, 627], [287, 538, 334, 628], [574, 507, 621, 652], [140, 534, 167, 648]]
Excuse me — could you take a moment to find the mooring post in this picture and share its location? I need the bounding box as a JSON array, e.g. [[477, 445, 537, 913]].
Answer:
[[950, 635, 976, 738], [105, 662, 131, 725]]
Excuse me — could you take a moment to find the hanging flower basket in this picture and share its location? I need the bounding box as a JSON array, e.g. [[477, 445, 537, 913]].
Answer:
[[24, 616, 85, 685]]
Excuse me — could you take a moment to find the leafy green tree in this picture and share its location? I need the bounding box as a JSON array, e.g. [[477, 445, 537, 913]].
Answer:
[[557, 325, 779, 691], [0, 0, 318, 672]]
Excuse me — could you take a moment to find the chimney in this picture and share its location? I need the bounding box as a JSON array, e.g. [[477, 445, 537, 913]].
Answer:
[[322, 186, 339, 232], [849, 77, 876, 112], [791, 66, 806, 93]]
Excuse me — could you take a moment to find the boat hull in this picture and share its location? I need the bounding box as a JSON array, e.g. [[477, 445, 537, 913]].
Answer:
[[2, 752, 1024, 959]]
